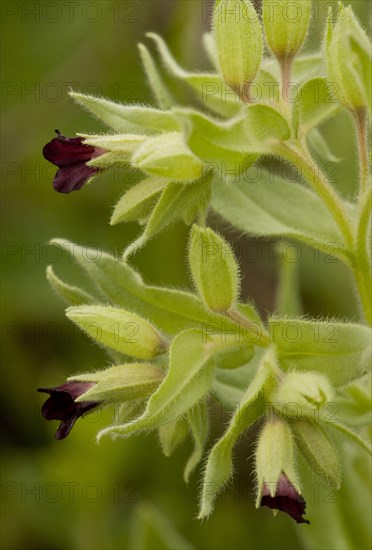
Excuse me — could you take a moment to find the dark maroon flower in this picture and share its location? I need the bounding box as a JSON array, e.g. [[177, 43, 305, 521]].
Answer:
[[42, 130, 105, 193], [260, 472, 310, 524], [37, 381, 98, 439]]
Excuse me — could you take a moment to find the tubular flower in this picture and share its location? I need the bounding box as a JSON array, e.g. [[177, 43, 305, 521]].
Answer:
[[38, 381, 97, 439], [42, 130, 105, 193]]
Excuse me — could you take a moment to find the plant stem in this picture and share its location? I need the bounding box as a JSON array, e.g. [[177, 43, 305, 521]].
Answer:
[[280, 57, 293, 116], [274, 142, 354, 247], [355, 109, 370, 196], [355, 188, 372, 325], [224, 308, 270, 348]]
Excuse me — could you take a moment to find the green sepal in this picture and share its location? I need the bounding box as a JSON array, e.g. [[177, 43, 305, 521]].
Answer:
[[97, 329, 219, 440], [132, 133, 204, 181], [70, 363, 163, 403], [123, 175, 212, 259], [198, 348, 274, 518], [292, 419, 342, 489], [46, 265, 95, 306], [159, 417, 189, 457], [111, 176, 167, 225], [70, 91, 180, 134], [146, 32, 241, 117], [138, 42, 175, 109], [184, 399, 209, 482], [174, 109, 258, 175]]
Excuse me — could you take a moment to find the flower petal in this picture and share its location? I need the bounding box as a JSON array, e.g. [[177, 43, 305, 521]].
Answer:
[[43, 135, 97, 167], [53, 164, 99, 193]]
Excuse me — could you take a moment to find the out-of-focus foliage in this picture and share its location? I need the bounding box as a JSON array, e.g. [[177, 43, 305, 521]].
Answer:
[[1, 1, 370, 549]]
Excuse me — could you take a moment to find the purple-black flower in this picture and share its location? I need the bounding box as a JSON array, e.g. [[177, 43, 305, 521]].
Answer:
[[42, 130, 105, 193], [260, 472, 310, 524], [37, 381, 98, 439]]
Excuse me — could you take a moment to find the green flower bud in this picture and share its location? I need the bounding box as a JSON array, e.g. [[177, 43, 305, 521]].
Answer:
[[271, 371, 334, 417], [188, 225, 240, 312], [213, 0, 263, 102], [325, 4, 372, 114], [255, 417, 309, 524], [292, 419, 342, 489], [263, 0, 311, 61], [70, 363, 164, 403], [132, 133, 204, 181], [66, 305, 166, 360]]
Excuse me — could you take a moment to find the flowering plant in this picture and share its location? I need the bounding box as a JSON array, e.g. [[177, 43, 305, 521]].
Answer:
[[40, 0, 371, 527]]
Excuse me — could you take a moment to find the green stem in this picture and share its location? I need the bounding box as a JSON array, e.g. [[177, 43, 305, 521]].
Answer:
[[274, 142, 354, 247], [355, 109, 370, 196], [274, 141, 372, 323], [224, 308, 270, 348], [354, 188, 372, 325]]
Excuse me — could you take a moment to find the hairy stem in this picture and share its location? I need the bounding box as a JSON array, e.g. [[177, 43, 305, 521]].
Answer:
[[355, 188, 372, 325], [224, 308, 270, 348], [274, 142, 354, 247], [355, 109, 370, 196]]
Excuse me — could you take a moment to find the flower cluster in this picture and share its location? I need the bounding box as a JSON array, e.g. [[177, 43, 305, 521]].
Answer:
[[40, 0, 371, 525]]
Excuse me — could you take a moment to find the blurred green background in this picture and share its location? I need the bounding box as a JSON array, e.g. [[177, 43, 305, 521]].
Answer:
[[1, 1, 371, 549]]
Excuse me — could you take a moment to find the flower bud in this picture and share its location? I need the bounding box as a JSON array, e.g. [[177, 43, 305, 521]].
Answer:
[[325, 5, 372, 114], [132, 133, 204, 181], [66, 305, 166, 360], [263, 0, 311, 61], [213, 0, 263, 101], [255, 417, 309, 524], [271, 371, 334, 417], [38, 364, 163, 440], [188, 225, 240, 312]]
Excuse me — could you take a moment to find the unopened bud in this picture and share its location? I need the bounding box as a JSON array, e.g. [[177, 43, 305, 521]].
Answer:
[[188, 225, 240, 312], [213, 0, 263, 101]]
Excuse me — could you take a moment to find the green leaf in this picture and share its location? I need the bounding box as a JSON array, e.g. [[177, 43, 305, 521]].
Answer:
[[111, 176, 167, 225], [97, 329, 218, 440], [51, 239, 261, 336], [147, 32, 241, 117], [46, 265, 94, 306], [269, 318, 371, 387], [70, 91, 180, 134], [199, 348, 274, 518], [293, 77, 340, 138], [211, 171, 348, 259], [184, 399, 209, 482], [123, 176, 212, 259], [66, 305, 165, 359], [159, 417, 189, 458], [293, 419, 342, 488], [138, 43, 175, 109]]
